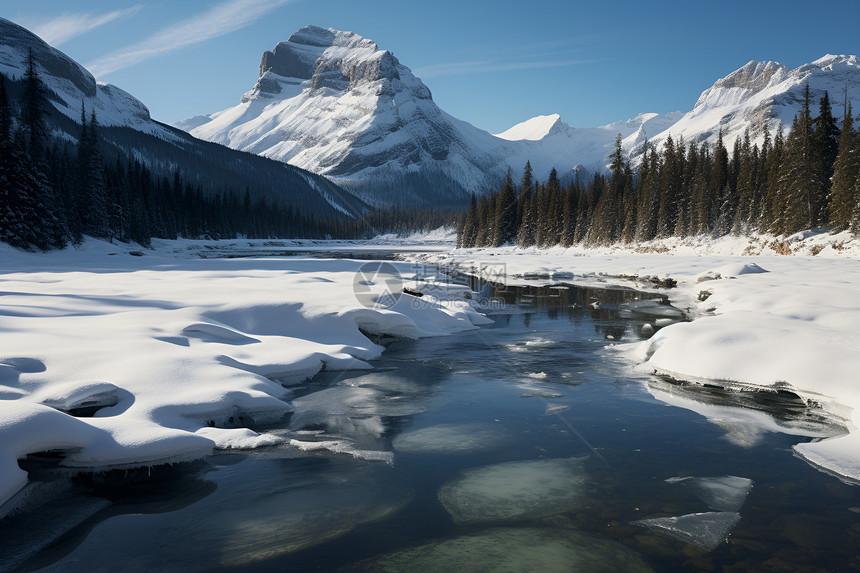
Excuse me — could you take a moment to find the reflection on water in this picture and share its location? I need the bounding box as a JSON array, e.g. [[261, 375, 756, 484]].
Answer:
[[5, 277, 860, 573]]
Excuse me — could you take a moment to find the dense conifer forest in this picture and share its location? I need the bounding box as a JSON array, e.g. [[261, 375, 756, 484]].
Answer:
[[458, 86, 860, 249], [0, 57, 454, 251]]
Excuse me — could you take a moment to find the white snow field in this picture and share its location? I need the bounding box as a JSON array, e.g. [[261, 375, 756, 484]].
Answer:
[[0, 238, 488, 514], [413, 231, 860, 484]]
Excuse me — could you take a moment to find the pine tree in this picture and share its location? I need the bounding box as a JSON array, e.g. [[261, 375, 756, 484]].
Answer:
[[732, 131, 755, 233], [829, 100, 858, 229], [762, 125, 785, 231], [6, 58, 66, 249], [78, 109, 110, 238], [636, 145, 661, 241], [561, 184, 578, 246], [0, 73, 23, 247], [690, 144, 712, 235], [493, 170, 518, 246], [777, 86, 818, 233], [517, 180, 535, 247], [813, 90, 839, 225], [656, 135, 682, 236]]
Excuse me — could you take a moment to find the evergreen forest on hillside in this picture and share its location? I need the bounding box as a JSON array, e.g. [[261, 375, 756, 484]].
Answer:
[[0, 57, 454, 251], [3, 52, 858, 253], [459, 86, 860, 249]]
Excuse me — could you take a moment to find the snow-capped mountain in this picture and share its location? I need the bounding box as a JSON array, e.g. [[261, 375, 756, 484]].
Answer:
[[183, 26, 675, 205], [183, 26, 511, 206], [179, 24, 860, 206], [0, 17, 175, 140], [496, 111, 684, 184], [639, 55, 860, 155], [0, 18, 366, 219]]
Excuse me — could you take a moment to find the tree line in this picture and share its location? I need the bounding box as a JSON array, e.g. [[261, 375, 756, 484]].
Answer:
[[0, 54, 452, 251], [459, 85, 860, 248]]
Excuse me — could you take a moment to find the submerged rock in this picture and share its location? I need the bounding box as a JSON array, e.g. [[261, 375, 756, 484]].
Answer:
[[438, 457, 587, 524], [348, 527, 654, 572], [392, 423, 510, 454], [632, 511, 741, 551]]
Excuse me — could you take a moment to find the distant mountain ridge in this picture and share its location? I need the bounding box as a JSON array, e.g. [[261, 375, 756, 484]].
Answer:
[[178, 25, 860, 206], [639, 55, 860, 156], [0, 18, 367, 219]]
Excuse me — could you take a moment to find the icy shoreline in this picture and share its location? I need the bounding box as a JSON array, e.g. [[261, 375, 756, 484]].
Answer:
[[0, 237, 485, 514], [412, 231, 860, 484]]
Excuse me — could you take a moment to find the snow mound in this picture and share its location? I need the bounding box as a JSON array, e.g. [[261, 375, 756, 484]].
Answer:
[[0, 242, 487, 511]]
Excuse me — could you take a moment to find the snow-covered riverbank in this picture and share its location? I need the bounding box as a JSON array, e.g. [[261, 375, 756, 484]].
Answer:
[[412, 232, 860, 484], [0, 237, 485, 514]]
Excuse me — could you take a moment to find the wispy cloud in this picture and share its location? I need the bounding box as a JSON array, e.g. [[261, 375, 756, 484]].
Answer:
[[414, 38, 605, 79], [415, 58, 601, 78], [86, 0, 291, 78], [26, 5, 144, 46]]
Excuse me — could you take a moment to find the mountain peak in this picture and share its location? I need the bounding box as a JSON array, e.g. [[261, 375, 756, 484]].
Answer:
[[495, 114, 566, 141], [287, 25, 376, 51], [712, 59, 789, 92], [255, 25, 407, 97]]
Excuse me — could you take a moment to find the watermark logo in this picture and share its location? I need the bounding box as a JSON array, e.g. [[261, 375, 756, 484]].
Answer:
[[353, 261, 403, 310], [478, 262, 508, 290], [352, 261, 507, 311]]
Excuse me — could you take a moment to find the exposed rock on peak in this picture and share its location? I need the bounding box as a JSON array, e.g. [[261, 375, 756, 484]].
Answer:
[[258, 26, 401, 93], [712, 60, 788, 93]]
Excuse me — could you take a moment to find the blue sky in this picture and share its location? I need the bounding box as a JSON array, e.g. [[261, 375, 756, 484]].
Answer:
[[3, 0, 859, 133]]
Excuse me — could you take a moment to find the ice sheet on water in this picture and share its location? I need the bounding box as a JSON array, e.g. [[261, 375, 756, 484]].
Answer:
[[507, 337, 559, 352], [350, 527, 654, 573], [289, 439, 394, 464], [665, 475, 753, 512], [392, 423, 510, 455], [37, 459, 412, 571], [544, 403, 570, 415], [519, 389, 563, 399], [438, 457, 587, 524], [627, 300, 685, 318], [293, 379, 429, 422], [632, 511, 741, 551]]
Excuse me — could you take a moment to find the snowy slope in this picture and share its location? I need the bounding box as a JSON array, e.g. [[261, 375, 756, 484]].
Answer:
[[495, 114, 564, 141], [0, 17, 175, 140], [0, 18, 367, 218], [639, 55, 860, 155], [184, 26, 506, 206]]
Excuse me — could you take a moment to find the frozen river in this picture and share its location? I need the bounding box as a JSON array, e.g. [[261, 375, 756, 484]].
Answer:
[[4, 252, 860, 572]]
